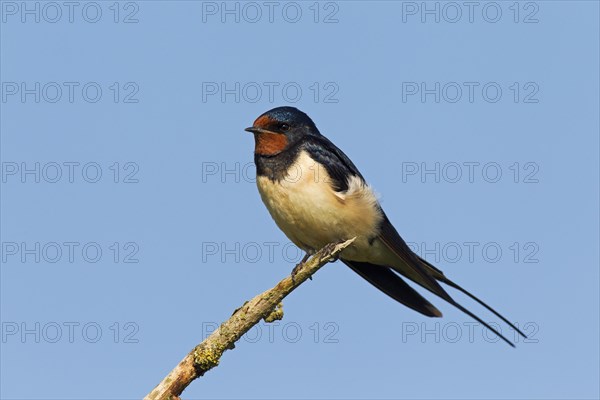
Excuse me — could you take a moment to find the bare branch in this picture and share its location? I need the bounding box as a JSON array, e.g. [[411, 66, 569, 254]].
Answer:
[[145, 238, 356, 400]]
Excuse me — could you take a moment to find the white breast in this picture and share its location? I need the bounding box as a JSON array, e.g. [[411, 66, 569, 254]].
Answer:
[[256, 151, 384, 259]]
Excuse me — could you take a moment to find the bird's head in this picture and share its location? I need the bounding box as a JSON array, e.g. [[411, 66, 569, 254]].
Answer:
[[245, 107, 319, 156]]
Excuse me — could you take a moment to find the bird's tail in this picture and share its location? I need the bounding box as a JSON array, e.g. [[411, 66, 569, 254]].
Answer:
[[416, 255, 528, 340], [347, 255, 526, 347]]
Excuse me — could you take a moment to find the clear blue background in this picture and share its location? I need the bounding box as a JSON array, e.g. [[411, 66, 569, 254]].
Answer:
[[1, 1, 599, 399]]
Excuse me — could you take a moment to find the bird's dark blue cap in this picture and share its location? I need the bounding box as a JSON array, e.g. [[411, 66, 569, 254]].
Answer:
[[246, 106, 319, 134]]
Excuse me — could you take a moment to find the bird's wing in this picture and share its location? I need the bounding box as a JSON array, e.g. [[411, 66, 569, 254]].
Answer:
[[377, 212, 455, 302], [343, 259, 442, 317], [301, 135, 365, 192]]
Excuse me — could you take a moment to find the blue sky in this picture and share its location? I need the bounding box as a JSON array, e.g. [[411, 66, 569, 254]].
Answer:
[[1, 1, 599, 399]]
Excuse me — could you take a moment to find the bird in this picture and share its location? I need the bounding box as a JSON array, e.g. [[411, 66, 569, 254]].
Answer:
[[245, 106, 526, 347]]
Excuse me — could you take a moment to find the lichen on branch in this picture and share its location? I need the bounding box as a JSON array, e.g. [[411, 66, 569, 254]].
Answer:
[[145, 238, 355, 400]]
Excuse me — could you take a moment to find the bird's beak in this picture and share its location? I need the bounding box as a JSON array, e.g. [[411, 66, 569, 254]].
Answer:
[[245, 126, 271, 134]]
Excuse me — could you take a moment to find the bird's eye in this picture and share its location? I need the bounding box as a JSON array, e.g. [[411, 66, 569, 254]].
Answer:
[[280, 123, 290, 132]]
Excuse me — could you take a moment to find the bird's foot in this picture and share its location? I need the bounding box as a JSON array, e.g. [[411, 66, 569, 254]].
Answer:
[[291, 253, 311, 284], [319, 241, 342, 263]]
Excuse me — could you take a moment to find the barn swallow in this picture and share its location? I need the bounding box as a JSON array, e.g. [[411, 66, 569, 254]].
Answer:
[[245, 106, 526, 347]]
